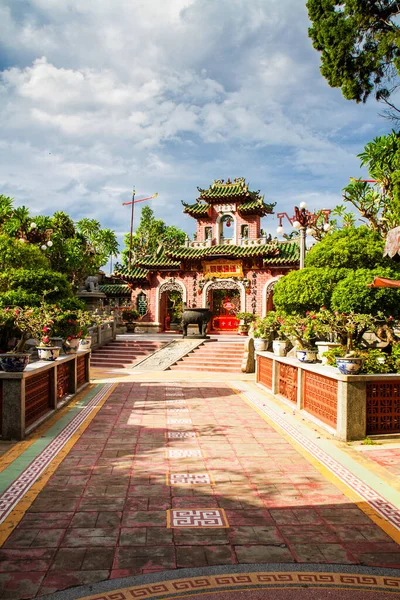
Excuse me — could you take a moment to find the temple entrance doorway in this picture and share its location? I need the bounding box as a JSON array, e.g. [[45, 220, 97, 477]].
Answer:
[[158, 281, 185, 332], [209, 288, 240, 332]]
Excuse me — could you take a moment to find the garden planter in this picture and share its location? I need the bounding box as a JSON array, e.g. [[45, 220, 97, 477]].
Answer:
[[336, 357, 364, 375], [79, 336, 92, 351], [296, 349, 317, 363], [63, 338, 81, 354], [272, 340, 287, 356], [315, 341, 341, 365], [0, 353, 30, 372], [37, 346, 60, 361], [254, 338, 268, 352]]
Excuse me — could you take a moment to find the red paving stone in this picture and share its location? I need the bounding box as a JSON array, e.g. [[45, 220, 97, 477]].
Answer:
[[362, 447, 400, 477], [1, 381, 400, 598]]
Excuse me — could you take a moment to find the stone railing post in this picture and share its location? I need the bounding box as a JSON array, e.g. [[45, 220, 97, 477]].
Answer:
[[337, 380, 367, 441], [2, 379, 25, 440]]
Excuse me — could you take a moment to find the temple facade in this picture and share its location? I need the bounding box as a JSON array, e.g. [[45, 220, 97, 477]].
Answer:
[[114, 178, 299, 332]]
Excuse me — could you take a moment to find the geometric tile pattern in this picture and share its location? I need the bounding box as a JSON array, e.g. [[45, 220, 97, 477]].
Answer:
[[165, 400, 187, 405], [167, 449, 202, 458], [167, 431, 197, 439], [0, 383, 114, 525], [167, 508, 229, 528], [167, 419, 192, 424], [168, 473, 212, 485], [77, 571, 400, 598], [236, 382, 400, 532]]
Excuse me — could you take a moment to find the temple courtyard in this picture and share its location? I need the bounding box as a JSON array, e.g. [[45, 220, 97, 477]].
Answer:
[[1, 346, 400, 599]]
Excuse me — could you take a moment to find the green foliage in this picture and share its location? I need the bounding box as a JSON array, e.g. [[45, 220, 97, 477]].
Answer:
[[0, 290, 42, 307], [307, 1, 400, 109], [273, 267, 349, 314], [0, 269, 73, 303], [361, 349, 394, 374], [0, 234, 49, 271], [58, 297, 86, 311], [122, 308, 139, 322], [331, 268, 400, 315], [306, 227, 389, 269], [323, 346, 346, 366], [236, 312, 257, 325], [122, 206, 186, 263]]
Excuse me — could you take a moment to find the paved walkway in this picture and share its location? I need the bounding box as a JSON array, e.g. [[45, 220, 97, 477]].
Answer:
[[1, 372, 400, 598]]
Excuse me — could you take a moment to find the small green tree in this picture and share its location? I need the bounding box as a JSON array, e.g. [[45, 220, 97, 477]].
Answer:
[[122, 206, 186, 263], [331, 267, 400, 315]]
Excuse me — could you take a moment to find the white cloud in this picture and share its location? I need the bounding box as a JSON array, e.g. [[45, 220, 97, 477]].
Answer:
[[0, 0, 389, 254]]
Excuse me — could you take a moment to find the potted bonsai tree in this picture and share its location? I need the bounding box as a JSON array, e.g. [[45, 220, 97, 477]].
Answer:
[[236, 312, 257, 336], [122, 307, 140, 332], [0, 307, 32, 372], [14, 304, 60, 362], [53, 310, 84, 354], [253, 311, 284, 353], [280, 312, 326, 363]]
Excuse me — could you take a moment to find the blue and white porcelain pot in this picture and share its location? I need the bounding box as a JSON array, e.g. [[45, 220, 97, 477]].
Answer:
[[335, 357, 364, 375], [37, 346, 60, 361], [296, 350, 317, 363], [63, 338, 81, 354], [79, 336, 92, 351], [0, 353, 30, 372]]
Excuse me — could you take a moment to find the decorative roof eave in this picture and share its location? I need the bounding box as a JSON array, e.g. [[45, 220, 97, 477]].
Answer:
[[99, 284, 131, 297], [238, 198, 277, 217], [164, 243, 281, 260], [113, 266, 150, 282], [181, 200, 211, 218], [262, 242, 300, 266], [196, 177, 263, 204]]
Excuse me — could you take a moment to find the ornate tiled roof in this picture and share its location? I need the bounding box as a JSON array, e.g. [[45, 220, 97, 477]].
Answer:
[[263, 242, 299, 265], [198, 177, 253, 201], [139, 256, 181, 268], [162, 241, 299, 264], [164, 243, 279, 259], [99, 284, 131, 296], [238, 198, 276, 217], [113, 266, 150, 281], [181, 201, 210, 218]]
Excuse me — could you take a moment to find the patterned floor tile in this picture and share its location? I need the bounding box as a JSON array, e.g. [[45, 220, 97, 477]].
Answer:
[[167, 508, 229, 528], [167, 449, 202, 458], [167, 473, 213, 485], [166, 432, 197, 439], [167, 419, 192, 425]]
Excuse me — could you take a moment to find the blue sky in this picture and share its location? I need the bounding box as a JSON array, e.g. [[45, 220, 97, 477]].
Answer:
[[0, 0, 390, 261]]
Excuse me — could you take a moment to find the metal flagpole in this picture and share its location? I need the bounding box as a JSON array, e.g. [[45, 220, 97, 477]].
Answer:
[[122, 189, 159, 268]]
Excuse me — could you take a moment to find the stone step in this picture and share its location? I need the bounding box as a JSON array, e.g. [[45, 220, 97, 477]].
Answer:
[[92, 350, 148, 357], [178, 356, 242, 365], [169, 364, 242, 372]]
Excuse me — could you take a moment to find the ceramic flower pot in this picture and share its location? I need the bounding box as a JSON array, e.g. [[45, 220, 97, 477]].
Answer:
[[272, 340, 287, 356], [254, 338, 268, 352], [64, 338, 81, 354], [37, 346, 60, 361], [0, 353, 30, 372], [79, 336, 92, 351], [335, 357, 364, 375], [296, 349, 317, 363], [315, 342, 341, 365]]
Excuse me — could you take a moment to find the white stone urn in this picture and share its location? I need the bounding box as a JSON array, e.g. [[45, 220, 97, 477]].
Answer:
[[315, 342, 342, 365], [272, 339, 287, 356]]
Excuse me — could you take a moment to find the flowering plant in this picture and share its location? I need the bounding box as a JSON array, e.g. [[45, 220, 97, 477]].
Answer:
[[53, 310, 86, 341], [316, 308, 375, 353], [12, 305, 55, 349], [253, 311, 286, 340], [279, 312, 328, 350]]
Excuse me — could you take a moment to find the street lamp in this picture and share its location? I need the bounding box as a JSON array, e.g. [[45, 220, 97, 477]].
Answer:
[[276, 203, 331, 269]]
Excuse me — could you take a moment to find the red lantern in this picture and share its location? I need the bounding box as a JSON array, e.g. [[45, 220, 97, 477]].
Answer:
[[226, 220, 231, 227]]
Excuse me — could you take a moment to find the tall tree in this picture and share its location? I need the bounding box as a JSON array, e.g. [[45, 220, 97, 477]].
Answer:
[[307, 1, 400, 118], [342, 130, 400, 235], [121, 206, 186, 264]]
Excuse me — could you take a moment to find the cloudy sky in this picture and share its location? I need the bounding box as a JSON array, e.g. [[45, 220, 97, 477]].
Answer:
[[0, 0, 389, 261]]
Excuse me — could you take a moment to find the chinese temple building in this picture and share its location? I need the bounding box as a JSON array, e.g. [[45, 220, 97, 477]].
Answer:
[[114, 177, 300, 333]]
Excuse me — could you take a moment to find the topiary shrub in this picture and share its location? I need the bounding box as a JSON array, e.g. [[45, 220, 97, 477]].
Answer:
[[331, 268, 400, 316]]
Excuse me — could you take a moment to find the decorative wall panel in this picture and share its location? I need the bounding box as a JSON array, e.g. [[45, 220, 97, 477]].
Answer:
[[57, 362, 71, 400], [367, 381, 400, 435], [278, 363, 297, 403], [304, 371, 337, 427], [258, 356, 273, 390], [77, 355, 87, 388], [25, 371, 51, 427]]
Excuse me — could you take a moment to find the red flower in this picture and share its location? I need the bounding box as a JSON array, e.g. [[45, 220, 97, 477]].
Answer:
[[67, 336, 72, 341], [42, 326, 50, 332], [42, 336, 49, 344], [14, 309, 20, 315]]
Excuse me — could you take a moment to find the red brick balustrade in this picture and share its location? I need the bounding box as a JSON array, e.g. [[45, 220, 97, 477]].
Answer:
[[256, 352, 400, 440], [25, 370, 52, 428], [366, 381, 400, 435]]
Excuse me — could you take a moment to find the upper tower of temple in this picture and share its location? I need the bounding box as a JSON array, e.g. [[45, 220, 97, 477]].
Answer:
[[181, 177, 276, 245]]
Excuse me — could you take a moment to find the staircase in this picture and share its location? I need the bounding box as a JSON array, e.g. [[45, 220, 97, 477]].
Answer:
[[90, 339, 166, 369], [168, 339, 245, 373]]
